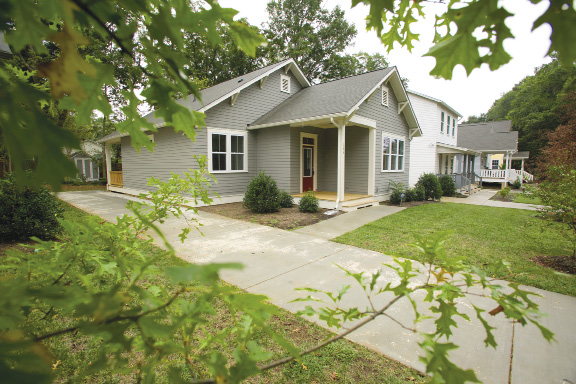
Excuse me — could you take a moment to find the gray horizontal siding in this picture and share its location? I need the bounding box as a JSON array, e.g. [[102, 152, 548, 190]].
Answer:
[[205, 70, 303, 129], [358, 83, 411, 195], [344, 127, 369, 194], [255, 126, 291, 191]]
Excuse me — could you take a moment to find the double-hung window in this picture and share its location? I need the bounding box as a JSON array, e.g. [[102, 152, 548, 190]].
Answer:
[[440, 112, 445, 133], [447, 115, 451, 135], [382, 136, 405, 172], [209, 129, 247, 172], [452, 119, 456, 137]]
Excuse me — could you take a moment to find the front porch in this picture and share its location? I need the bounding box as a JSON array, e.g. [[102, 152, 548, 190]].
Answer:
[[292, 191, 379, 211]]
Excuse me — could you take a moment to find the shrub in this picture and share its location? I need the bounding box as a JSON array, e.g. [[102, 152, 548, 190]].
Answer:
[[405, 188, 417, 202], [389, 189, 402, 204], [413, 186, 426, 201], [279, 191, 294, 208], [439, 175, 456, 197], [298, 191, 319, 213], [243, 171, 281, 213], [498, 186, 511, 198], [416, 173, 443, 200], [511, 178, 522, 189], [0, 175, 64, 241]]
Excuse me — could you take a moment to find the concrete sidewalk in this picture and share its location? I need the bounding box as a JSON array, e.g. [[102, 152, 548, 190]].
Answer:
[[58, 191, 576, 384], [442, 189, 546, 211]]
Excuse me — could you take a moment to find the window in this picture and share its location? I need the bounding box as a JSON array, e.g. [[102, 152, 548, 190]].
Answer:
[[381, 85, 389, 106], [382, 136, 405, 172], [452, 119, 456, 136], [280, 74, 290, 93], [491, 159, 500, 170], [447, 115, 451, 135], [209, 130, 247, 172], [440, 112, 445, 133]]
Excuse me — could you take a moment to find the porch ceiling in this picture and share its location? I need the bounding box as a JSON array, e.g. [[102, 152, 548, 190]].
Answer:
[[436, 143, 477, 154]]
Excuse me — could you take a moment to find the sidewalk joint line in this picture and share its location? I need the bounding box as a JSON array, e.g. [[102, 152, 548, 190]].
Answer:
[[244, 245, 353, 290]]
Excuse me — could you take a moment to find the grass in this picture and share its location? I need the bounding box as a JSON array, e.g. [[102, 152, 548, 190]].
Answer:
[[513, 193, 542, 205], [334, 203, 576, 297], [0, 201, 426, 383]]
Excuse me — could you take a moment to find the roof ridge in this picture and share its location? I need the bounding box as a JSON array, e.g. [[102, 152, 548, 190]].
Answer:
[[314, 66, 394, 86]]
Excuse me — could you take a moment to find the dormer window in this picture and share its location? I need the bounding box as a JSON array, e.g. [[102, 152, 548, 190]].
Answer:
[[381, 85, 389, 106], [280, 74, 290, 93]]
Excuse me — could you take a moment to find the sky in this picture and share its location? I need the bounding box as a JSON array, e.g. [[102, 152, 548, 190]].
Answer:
[[218, 0, 553, 120]]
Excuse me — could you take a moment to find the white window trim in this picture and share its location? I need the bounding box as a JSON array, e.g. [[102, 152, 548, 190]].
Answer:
[[440, 112, 445, 133], [381, 134, 406, 173], [381, 85, 389, 107], [491, 159, 500, 170], [452, 119, 456, 137], [207, 128, 248, 173], [280, 74, 291, 94], [446, 115, 451, 135], [299, 132, 318, 193]]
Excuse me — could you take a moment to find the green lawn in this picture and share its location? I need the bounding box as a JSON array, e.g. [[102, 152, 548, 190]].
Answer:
[[24, 202, 425, 383], [334, 203, 576, 297], [513, 193, 542, 205]]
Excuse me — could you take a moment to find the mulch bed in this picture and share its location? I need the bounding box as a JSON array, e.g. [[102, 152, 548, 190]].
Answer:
[[532, 255, 576, 275], [0, 240, 36, 257], [198, 202, 344, 230]]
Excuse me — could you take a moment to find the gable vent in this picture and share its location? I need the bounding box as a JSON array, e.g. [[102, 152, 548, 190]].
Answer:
[[280, 74, 291, 94], [382, 85, 389, 107]]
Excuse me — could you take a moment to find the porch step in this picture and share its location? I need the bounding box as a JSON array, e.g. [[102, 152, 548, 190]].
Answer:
[[458, 184, 481, 196], [341, 198, 380, 212]]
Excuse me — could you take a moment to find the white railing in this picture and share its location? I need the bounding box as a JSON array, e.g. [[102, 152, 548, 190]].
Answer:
[[481, 169, 534, 182], [481, 169, 507, 179]]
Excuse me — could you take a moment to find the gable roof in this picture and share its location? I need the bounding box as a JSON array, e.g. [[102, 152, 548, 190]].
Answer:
[[407, 90, 462, 118], [457, 121, 518, 152], [143, 59, 311, 127], [249, 67, 421, 135]]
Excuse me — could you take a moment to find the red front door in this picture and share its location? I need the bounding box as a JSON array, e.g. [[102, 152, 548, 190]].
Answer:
[[302, 145, 314, 192]]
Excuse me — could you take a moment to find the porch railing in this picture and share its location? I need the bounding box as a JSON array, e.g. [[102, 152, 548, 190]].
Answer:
[[481, 169, 507, 179], [481, 169, 533, 182], [109, 171, 123, 187]]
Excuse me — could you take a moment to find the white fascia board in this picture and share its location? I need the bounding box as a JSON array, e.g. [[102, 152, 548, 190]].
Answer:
[[436, 143, 479, 154], [407, 90, 462, 118], [346, 70, 394, 115], [348, 114, 377, 128], [247, 112, 347, 130], [199, 59, 311, 113]]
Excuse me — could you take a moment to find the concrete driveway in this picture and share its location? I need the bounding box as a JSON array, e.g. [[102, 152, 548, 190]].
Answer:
[[58, 191, 576, 384]]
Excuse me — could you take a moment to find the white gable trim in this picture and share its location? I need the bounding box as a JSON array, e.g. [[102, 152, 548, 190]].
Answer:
[[199, 59, 311, 113]]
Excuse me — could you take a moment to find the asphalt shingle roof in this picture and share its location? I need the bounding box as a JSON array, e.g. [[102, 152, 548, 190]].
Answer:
[[251, 67, 394, 127], [457, 121, 518, 151], [0, 32, 12, 59], [144, 60, 293, 126]]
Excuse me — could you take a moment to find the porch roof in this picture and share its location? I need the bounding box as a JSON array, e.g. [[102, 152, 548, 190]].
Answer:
[[512, 151, 530, 160], [457, 121, 518, 152], [436, 143, 478, 154]]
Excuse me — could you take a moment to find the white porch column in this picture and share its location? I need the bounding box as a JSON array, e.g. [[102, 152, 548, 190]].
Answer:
[[105, 142, 112, 191], [336, 124, 346, 209], [520, 159, 525, 185], [368, 128, 375, 195]]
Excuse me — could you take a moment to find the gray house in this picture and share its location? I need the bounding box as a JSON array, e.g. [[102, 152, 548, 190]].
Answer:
[[100, 59, 421, 210]]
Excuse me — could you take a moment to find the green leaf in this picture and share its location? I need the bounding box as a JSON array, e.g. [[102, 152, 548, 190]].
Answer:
[[472, 305, 497, 348], [533, 0, 576, 65]]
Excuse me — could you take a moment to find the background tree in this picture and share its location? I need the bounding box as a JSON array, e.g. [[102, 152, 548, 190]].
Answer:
[[263, 0, 358, 83]]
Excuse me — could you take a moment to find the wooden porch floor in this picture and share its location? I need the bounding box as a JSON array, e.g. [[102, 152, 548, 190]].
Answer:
[[292, 191, 371, 202]]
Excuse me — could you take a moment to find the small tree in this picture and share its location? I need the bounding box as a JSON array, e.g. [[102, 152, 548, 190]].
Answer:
[[298, 191, 319, 213], [536, 165, 576, 258], [416, 173, 443, 201], [243, 171, 281, 213]]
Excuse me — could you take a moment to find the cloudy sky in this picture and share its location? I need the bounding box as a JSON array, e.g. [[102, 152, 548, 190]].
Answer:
[[218, 0, 553, 120]]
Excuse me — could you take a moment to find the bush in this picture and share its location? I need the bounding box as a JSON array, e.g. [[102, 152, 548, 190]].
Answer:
[[279, 191, 294, 208], [511, 178, 522, 189], [416, 173, 443, 200], [298, 191, 319, 213], [438, 175, 456, 197], [389, 189, 402, 204], [0, 175, 64, 241], [498, 186, 511, 198], [243, 171, 281, 213], [389, 183, 425, 205], [413, 186, 426, 201]]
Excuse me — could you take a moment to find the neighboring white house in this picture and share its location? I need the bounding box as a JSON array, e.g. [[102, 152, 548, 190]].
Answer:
[[69, 141, 102, 181], [407, 91, 480, 193]]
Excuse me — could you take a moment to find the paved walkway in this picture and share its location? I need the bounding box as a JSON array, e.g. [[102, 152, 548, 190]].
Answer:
[[442, 189, 546, 211], [58, 191, 576, 384]]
